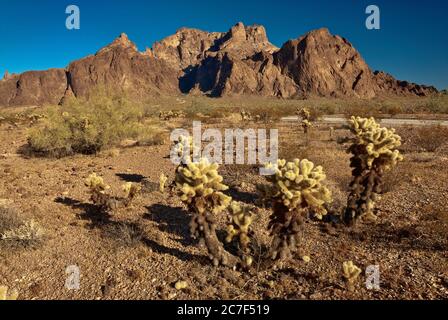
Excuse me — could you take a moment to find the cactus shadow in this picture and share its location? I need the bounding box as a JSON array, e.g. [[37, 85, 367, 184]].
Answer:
[[116, 173, 146, 183], [226, 187, 259, 206], [55, 196, 112, 227], [145, 204, 193, 247]]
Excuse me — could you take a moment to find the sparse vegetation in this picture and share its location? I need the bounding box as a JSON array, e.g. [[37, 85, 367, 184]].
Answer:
[[262, 159, 332, 261], [26, 90, 162, 157], [85, 173, 140, 214], [0, 206, 44, 248]]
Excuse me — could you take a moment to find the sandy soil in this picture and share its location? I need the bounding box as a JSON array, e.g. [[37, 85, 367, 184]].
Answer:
[[0, 117, 447, 300]]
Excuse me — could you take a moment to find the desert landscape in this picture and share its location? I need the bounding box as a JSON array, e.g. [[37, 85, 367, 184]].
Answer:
[[0, 20, 447, 301]]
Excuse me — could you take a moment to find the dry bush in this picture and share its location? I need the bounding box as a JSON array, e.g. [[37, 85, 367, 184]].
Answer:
[[0, 206, 45, 248], [27, 89, 153, 157], [410, 126, 448, 153]]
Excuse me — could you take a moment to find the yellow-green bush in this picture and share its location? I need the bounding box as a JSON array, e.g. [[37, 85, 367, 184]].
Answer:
[[27, 90, 147, 157]]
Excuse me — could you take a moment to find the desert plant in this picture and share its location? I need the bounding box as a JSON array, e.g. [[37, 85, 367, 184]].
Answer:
[[262, 159, 332, 261], [343, 117, 403, 225], [1, 220, 45, 246], [226, 201, 254, 268], [159, 174, 168, 193], [175, 158, 237, 266], [85, 173, 140, 214], [0, 286, 18, 300], [27, 90, 147, 157], [342, 261, 361, 290]]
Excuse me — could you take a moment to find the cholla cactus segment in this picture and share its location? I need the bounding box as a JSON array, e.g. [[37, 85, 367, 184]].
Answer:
[[240, 110, 252, 121], [173, 135, 199, 161], [122, 182, 141, 200], [264, 159, 332, 218], [296, 107, 311, 120], [176, 158, 231, 214], [226, 202, 253, 247], [85, 173, 110, 194], [159, 174, 168, 193], [348, 116, 403, 170], [0, 286, 18, 300], [343, 261, 362, 284]]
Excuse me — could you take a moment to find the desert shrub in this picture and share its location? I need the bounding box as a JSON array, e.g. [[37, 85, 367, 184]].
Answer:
[[0, 206, 45, 248], [343, 117, 403, 225], [27, 90, 148, 157], [411, 125, 448, 152], [85, 173, 140, 214]]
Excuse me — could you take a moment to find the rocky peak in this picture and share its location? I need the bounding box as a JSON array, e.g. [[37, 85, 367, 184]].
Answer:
[[98, 33, 138, 54]]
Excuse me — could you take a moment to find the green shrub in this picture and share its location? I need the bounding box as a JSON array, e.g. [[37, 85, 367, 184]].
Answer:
[[27, 90, 148, 157]]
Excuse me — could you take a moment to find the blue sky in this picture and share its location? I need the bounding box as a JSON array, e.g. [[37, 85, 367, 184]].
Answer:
[[0, 0, 447, 89]]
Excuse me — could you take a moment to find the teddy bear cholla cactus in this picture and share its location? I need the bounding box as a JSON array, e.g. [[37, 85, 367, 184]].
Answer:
[[226, 201, 254, 268], [296, 107, 312, 134], [343, 117, 403, 225], [85, 173, 140, 213], [263, 159, 332, 261], [175, 158, 239, 266]]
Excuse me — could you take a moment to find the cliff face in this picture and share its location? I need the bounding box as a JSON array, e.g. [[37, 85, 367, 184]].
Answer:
[[0, 23, 438, 107]]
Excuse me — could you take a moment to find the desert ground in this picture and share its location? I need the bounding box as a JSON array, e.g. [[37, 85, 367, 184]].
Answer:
[[0, 96, 447, 300]]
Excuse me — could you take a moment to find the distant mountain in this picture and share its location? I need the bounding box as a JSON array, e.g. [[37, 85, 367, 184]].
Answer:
[[0, 22, 438, 107]]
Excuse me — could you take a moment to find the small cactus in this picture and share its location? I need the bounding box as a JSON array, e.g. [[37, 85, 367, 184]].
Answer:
[[159, 174, 168, 193], [342, 261, 362, 290], [296, 107, 312, 134], [85, 173, 140, 214], [343, 117, 403, 225], [263, 159, 332, 261]]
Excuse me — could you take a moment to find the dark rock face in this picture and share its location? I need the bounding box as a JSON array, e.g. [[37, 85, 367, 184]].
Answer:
[[0, 69, 68, 106], [67, 33, 180, 99], [0, 23, 438, 107]]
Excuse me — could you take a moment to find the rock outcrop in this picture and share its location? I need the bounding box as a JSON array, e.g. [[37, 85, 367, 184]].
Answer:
[[67, 33, 180, 99], [0, 23, 438, 107]]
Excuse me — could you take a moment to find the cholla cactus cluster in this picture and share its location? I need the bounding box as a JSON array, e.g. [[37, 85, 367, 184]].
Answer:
[[296, 107, 312, 134], [175, 158, 237, 266], [85, 173, 140, 214], [342, 261, 362, 290], [344, 117, 403, 225], [0, 286, 18, 300], [263, 159, 332, 260], [226, 201, 254, 268]]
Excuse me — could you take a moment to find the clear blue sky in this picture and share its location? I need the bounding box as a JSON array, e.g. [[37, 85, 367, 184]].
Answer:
[[0, 0, 447, 89]]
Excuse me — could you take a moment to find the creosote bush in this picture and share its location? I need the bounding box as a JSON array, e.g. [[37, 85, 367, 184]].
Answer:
[[85, 173, 140, 214], [343, 116, 403, 225], [262, 159, 332, 261], [27, 89, 149, 157]]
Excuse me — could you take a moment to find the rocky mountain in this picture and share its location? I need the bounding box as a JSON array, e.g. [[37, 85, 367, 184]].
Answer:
[[0, 22, 438, 107]]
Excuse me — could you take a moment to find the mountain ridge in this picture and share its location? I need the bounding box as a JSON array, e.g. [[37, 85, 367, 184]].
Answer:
[[0, 22, 438, 107]]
